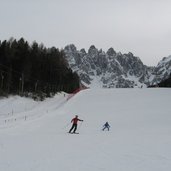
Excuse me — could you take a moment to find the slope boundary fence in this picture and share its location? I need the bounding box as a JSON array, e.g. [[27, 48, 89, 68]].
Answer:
[[67, 87, 88, 101]]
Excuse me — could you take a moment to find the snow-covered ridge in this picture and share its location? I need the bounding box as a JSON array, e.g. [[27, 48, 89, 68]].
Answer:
[[149, 55, 171, 85], [0, 92, 68, 128], [64, 44, 171, 87], [158, 55, 171, 65]]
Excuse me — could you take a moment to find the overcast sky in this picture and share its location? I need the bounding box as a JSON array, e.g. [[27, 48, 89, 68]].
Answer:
[[0, 0, 171, 66]]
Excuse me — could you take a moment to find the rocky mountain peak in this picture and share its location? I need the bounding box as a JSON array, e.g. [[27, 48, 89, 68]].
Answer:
[[80, 48, 86, 55], [107, 48, 116, 56], [64, 44, 77, 53], [88, 45, 98, 57], [64, 44, 171, 88]]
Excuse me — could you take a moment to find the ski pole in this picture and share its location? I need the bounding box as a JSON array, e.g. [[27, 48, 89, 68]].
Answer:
[[77, 121, 83, 131]]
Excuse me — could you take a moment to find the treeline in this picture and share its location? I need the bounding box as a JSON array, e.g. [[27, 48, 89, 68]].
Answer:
[[158, 74, 171, 87], [148, 73, 171, 88], [0, 38, 80, 99]]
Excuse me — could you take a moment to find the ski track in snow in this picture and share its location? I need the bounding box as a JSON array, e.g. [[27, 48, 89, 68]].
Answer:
[[0, 88, 171, 171]]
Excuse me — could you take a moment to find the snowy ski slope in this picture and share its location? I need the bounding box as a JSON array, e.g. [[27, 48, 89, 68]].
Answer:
[[0, 88, 171, 171]]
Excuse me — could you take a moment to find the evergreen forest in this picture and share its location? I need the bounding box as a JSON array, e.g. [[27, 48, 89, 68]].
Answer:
[[0, 38, 80, 100], [158, 74, 171, 87]]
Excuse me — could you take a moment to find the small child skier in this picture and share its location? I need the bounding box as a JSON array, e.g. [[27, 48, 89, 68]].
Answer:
[[102, 122, 110, 131]]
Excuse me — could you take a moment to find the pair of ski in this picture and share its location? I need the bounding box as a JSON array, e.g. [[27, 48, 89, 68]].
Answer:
[[68, 132, 79, 134]]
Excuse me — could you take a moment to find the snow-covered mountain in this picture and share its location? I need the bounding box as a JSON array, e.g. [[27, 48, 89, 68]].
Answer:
[[150, 55, 171, 85], [64, 44, 171, 88]]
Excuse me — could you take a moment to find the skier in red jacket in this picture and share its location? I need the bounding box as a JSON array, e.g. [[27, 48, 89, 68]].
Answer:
[[69, 115, 83, 133]]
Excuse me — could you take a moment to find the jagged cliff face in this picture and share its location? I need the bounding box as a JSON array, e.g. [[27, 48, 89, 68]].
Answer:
[[64, 44, 171, 88], [150, 55, 171, 85]]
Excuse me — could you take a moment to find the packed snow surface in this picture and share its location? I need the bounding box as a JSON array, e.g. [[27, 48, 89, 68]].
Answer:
[[0, 89, 171, 171]]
